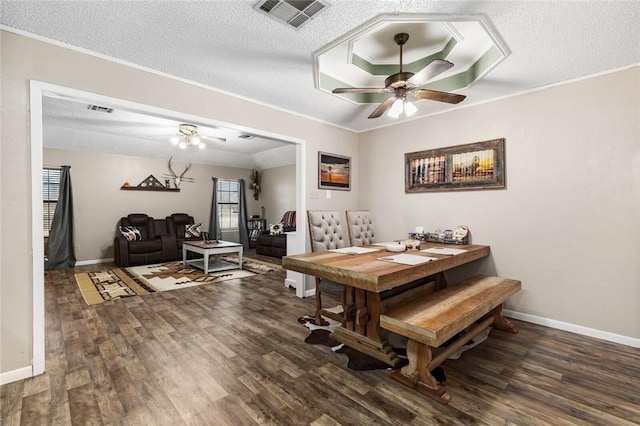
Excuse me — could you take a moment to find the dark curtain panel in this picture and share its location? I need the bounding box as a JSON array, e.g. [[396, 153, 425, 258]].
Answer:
[[209, 177, 221, 240], [46, 165, 75, 269], [238, 179, 250, 250]]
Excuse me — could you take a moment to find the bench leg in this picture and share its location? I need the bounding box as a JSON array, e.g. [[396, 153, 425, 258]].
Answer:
[[390, 339, 451, 405], [492, 305, 519, 334]]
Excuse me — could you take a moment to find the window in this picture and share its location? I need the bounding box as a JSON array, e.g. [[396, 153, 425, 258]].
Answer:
[[43, 167, 61, 237], [217, 179, 240, 230]]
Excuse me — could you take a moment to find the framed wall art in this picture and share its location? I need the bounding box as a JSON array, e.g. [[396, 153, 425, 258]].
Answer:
[[405, 138, 505, 193], [318, 151, 351, 191]]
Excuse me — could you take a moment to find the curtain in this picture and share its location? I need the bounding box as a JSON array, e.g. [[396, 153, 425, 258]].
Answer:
[[46, 165, 75, 269], [238, 179, 250, 250], [208, 177, 221, 241]]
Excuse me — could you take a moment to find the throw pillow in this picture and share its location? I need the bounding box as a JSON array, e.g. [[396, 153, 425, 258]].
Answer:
[[269, 223, 284, 235], [185, 223, 202, 238], [119, 226, 143, 242]]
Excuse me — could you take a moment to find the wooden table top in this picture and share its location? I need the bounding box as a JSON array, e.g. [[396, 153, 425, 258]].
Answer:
[[282, 243, 490, 293], [183, 240, 242, 249]]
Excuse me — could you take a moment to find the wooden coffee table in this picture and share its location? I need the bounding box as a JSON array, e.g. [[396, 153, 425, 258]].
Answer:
[[182, 240, 243, 274]]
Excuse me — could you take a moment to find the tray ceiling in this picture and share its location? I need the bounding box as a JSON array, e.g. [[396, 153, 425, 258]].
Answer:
[[2, 1, 639, 159]]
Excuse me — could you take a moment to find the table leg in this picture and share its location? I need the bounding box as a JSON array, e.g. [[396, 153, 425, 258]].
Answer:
[[182, 245, 187, 267], [238, 247, 243, 270], [203, 252, 209, 274]]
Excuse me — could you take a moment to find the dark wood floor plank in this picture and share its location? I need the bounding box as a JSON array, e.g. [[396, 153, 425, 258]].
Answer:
[[19, 390, 52, 425], [3, 258, 639, 425], [0, 380, 25, 424], [67, 382, 103, 426]]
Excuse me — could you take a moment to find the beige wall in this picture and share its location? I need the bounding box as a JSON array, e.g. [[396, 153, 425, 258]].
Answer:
[[260, 165, 296, 226], [1, 30, 359, 376], [360, 67, 640, 339], [3, 27, 638, 380], [43, 148, 265, 261]]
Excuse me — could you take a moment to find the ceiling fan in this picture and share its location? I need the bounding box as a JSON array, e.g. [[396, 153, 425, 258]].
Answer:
[[332, 33, 466, 119], [163, 123, 226, 149]]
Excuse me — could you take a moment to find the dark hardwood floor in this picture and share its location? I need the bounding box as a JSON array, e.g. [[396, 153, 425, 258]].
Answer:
[[2, 258, 639, 425]]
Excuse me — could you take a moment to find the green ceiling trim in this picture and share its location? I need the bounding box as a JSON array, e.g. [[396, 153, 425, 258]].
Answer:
[[322, 45, 502, 104], [351, 38, 457, 76], [418, 45, 502, 93]]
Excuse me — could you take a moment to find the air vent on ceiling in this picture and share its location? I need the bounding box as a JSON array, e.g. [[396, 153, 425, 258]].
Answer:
[[87, 105, 113, 113], [239, 134, 255, 140], [254, 0, 329, 29]]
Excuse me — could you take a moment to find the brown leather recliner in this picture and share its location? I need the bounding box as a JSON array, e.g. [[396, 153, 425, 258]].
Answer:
[[114, 214, 177, 266], [166, 213, 201, 253]]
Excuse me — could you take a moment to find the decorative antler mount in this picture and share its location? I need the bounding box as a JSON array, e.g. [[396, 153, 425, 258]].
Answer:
[[163, 157, 194, 188]]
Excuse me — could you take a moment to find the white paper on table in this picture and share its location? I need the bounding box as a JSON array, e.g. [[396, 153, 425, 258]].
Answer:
[[377, 253, 437, 265], [330, 246, 380, 255], [420, 247, 468, 256]]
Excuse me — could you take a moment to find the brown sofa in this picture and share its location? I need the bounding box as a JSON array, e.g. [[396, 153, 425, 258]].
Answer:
[[114, 213, 200, 266]]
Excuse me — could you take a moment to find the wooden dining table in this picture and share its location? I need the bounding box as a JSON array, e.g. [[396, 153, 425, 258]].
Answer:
[[282, 243, 490, 366]]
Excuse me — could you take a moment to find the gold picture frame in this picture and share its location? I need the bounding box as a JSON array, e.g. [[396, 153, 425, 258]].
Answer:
[[405, 138, 505, 193]]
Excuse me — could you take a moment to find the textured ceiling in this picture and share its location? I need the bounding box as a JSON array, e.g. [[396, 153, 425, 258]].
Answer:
[[2, 1, 639, 166]]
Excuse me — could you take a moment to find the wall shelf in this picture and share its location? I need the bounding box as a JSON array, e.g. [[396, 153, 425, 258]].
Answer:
[[120, 186, 180, 192]]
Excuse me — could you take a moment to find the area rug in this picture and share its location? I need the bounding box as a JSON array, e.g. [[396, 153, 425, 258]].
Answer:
[[74, 269, 152, 305], [75, 256, 276, 304], [298, 314, 453, 382], [298, 314, 408, 372], [126, 259, 267, 292]]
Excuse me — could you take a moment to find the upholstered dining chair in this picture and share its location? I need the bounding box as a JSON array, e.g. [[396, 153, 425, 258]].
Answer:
[[345, 210, 375, 247], [307, 210, 347, 325]]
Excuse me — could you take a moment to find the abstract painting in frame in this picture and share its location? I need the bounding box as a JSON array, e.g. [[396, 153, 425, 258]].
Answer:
[[405, 138, 505, 193], [318, 151, 351, 191]]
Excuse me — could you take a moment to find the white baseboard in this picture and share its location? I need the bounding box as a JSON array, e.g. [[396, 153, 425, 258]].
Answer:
[[0, 366, 33, 385], [75, 257, 114, 266], [503, 309, 640, 348]]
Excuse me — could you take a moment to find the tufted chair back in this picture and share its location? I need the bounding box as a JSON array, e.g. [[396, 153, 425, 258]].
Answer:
[[307, 210, 346, 252], [346, 210, 375, 246]]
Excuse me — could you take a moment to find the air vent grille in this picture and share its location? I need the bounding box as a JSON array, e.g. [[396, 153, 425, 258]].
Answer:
[[87, 105, 113, 113], [254, 0, 329, 30]]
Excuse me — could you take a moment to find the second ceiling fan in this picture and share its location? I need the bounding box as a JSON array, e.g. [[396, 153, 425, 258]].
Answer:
[[332, 33, 466, 119], [169, 123, 226, 149]]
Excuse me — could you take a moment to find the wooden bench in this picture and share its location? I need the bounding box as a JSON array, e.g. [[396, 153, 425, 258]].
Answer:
[[379, 275, 521, 404]]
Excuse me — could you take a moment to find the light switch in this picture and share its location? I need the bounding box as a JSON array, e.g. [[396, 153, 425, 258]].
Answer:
[[309, 191, 319, 199], [326, 190, 331, 199]]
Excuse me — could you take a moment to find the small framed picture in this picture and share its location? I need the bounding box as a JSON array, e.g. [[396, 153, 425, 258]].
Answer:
[[318, 151, 351, 191]]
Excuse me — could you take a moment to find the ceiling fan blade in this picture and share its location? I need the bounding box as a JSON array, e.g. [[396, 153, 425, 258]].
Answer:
[[413, 89, 466, 104], [368, 97, 396, 119], [407, 59, 454, 86], [333, 87, 389, 94], [199, 134, 226, 142]]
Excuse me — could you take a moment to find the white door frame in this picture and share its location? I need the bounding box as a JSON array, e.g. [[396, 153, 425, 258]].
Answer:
[[29, 80, 307, 376]]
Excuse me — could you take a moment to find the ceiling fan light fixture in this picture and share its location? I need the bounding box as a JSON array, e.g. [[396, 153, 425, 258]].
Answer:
[[178, 140, 187, 149], [198, 142, 205, 149], [170, 136, 180, 145], [404, 101, 418, 117], [388, 99, 403, 119], [388, 99, 403, 118]]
